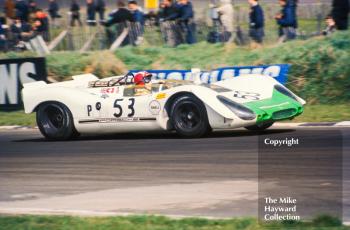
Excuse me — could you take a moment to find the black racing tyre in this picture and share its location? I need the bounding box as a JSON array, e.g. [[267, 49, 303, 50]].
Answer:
[[36, 102, 77, 141], [245, 121, 274, 131], [170, 95, 210, 138]]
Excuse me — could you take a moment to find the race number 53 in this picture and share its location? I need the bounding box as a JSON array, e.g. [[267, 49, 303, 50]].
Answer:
[[233, 91, 260, 101], [113, 98, 135, 118]]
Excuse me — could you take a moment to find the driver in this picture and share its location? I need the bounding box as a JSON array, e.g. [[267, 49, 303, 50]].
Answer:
[[134, 71, 153, 86], [134, 71, 153, 96]]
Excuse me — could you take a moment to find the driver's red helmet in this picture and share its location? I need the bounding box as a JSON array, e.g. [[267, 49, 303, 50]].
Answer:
[[134, 71, 153, 85]]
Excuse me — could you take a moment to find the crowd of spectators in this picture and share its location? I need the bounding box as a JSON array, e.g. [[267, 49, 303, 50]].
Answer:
[[99, 0, 196, 46], [0, 0, 349, 52], [1, 0, 51, 51]]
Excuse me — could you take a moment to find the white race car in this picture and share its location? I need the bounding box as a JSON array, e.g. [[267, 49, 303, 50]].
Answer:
[[22, 70, 305, 140]]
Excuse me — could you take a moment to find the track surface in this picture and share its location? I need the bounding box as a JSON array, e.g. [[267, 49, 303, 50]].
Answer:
[[0, 127, 349, 219]]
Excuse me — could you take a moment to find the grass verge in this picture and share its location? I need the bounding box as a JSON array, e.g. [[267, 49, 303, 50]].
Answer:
[[0, 104, 349, 127], [0, 111, 36, 127], [292, 104, 350, 123], [0, 215, 346, 230]]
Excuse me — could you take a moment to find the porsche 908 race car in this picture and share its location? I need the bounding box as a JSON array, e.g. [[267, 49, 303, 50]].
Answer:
[[22, 70, 305, 140]]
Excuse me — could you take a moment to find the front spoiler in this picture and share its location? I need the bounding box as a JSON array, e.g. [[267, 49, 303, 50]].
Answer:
[[244, 92, 304, 124]]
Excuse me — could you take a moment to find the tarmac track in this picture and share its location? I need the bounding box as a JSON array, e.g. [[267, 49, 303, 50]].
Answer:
[[0, 127, 349, 219]]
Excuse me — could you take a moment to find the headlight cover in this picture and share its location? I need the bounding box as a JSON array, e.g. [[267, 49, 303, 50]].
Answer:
[[217, 95, 256, 120], [274, 85, 298, 102]]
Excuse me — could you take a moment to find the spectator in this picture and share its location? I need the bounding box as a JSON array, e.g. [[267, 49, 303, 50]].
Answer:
[[275, 0, 298, 42], [48, 0, 61, 26], [159, 0, 179, 21], [4, 0, 15, 19], [331, 0, 349, 30], [95, 0, 106, 23], [86, 0, 96, 26], [248, 0, 264, 48], [104, 0, 135, 46], [217, 0, 234, 42], [33, 9, 50, 41], [104, 0, 134, 27], [159, 0, 182, 46], [70, 0, 82, 27], [177, 0, 196, 44], [128, 1, 144, 45], [128, 1, 144, 26], [15, 0, 29, 22], [28, 0, 37, 14], [0, 19, 8, 51], [28, 0, 38, 24], [10, 17, 33, 50], [322, 15, 337, 36]]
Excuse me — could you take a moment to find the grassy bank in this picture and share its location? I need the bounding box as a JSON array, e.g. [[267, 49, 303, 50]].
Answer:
[[1, 104, 349, 127], [2, 30, 348, 104], [0, 215, 346, 230], [114, 31, 350, 104]]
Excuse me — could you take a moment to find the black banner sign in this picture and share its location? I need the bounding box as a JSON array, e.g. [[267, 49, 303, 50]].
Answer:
[[0, 57, 47, 110]]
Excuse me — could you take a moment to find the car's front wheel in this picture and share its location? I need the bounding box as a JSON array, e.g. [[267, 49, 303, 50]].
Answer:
[[245, 121, 274, 131], [170, 95, 210, 138], [36, 102, 77, 141]]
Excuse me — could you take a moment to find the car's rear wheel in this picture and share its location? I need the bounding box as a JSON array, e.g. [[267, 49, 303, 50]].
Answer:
[[245, 121, 274, 131], [36, 102, 77, 141], [170, 95, 210, 138]]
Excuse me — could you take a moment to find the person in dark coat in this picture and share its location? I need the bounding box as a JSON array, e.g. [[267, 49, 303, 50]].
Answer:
[[159, 0, 178, 21], [128, 1, 144, 25], [15, 0, 29, 22], [104, 0, 134, 46], [95, 0, 106, 23], [177, 0, 196, 44], [331, 0, 349, 30], [86, 0, 96, 26], [248, 0, 264, 47], [70, 0, 82, 27], [28, 0, 37, 14], [275, 0, 298, 42], [28, 0, 38, 24], [104, 0, 134, 27], [33, 9, 50, 41], [48, 0, 60, 25], [10, 17, 33, 48], [0, 19, 8, 51], [158, 0, 182, 46], [128, 1, 144, 44]]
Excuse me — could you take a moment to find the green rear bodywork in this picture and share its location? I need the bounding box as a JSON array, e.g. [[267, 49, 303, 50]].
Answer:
[[244, 89, 304, 124]]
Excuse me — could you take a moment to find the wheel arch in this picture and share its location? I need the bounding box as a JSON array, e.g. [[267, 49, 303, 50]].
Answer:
[[34, 100, 70, 112]]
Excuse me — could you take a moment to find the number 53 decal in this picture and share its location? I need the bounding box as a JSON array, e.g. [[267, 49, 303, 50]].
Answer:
[[233, 91, 260, 101], [114, 98, 135, 118]]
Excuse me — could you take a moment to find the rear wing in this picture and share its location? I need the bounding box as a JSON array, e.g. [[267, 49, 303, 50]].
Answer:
[[23, 81, 47, 89]]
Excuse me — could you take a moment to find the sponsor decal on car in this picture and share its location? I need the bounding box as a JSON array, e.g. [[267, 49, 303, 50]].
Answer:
[[100, 87, 119, 94], [79, 117, 156, 124], [156, 93, 167, 100], [149, 100, 161, 115]]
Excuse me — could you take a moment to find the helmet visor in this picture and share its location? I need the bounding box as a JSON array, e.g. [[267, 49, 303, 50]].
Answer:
[[144, 75, 153, 83]]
